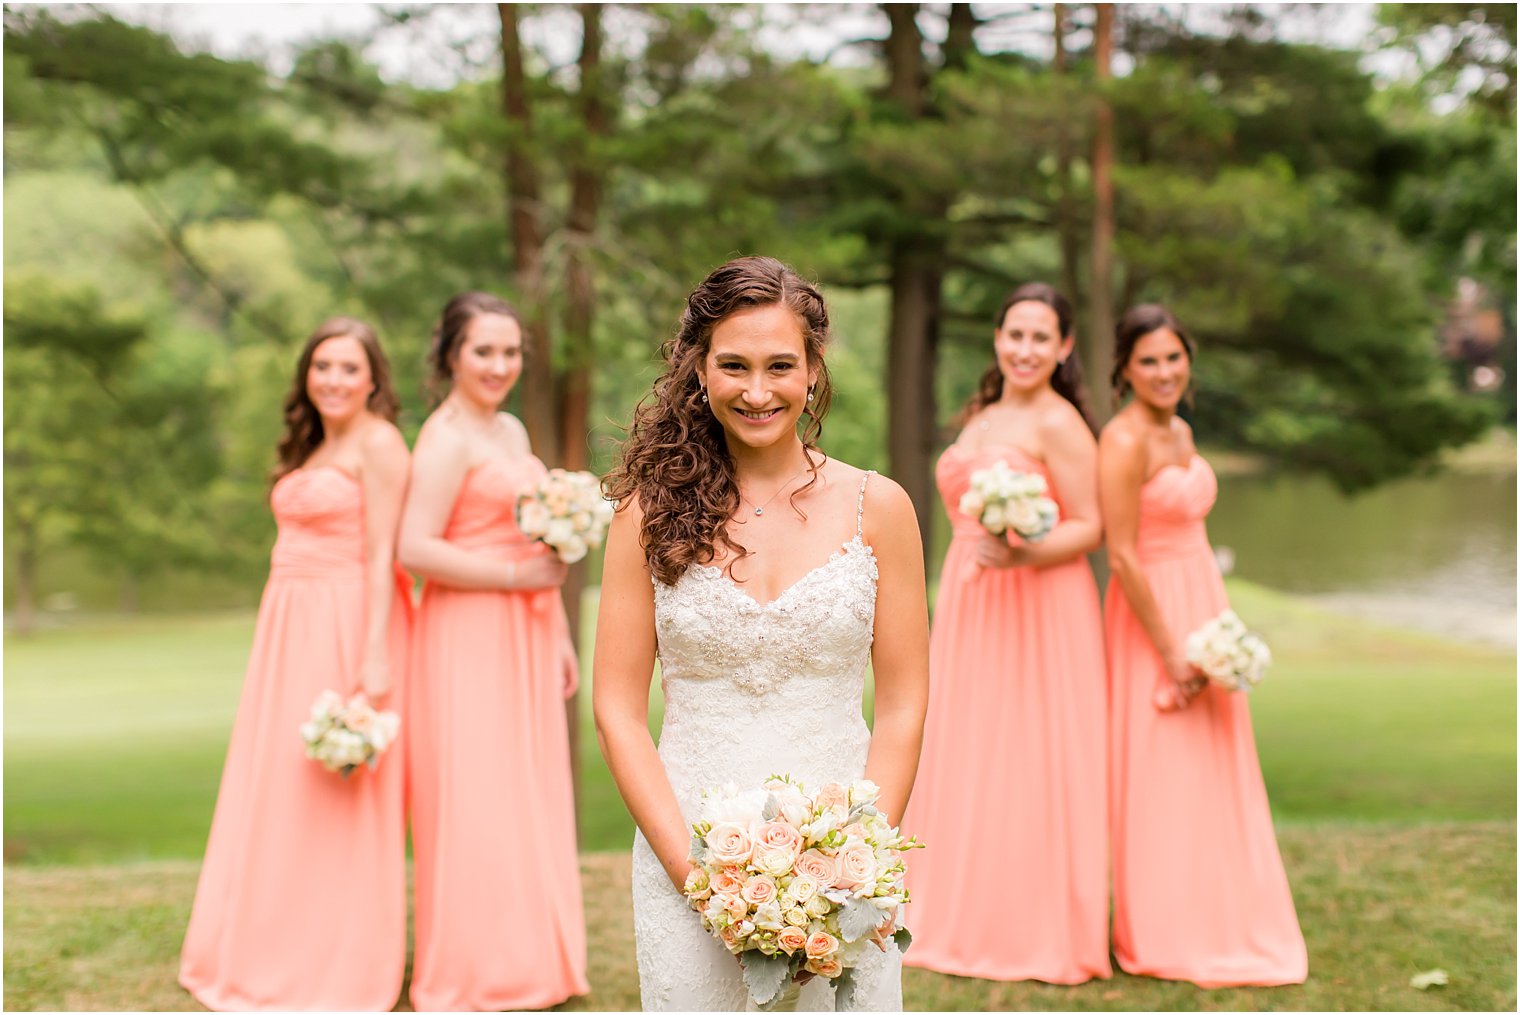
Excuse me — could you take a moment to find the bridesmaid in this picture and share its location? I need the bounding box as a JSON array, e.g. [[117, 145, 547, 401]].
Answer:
[[398, 291, 589, 1011], [180, 317, 412, 1010], [903, 283, 1110, 984], [1099, 303, 1307, 986]]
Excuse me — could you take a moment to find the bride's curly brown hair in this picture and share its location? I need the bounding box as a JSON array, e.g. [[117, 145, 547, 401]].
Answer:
[[604, 256, 834, 585]]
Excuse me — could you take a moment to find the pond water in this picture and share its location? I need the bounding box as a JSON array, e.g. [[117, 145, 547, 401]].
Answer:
[[926, 462, 1516, 648], [1208, 467, 1516, 648]]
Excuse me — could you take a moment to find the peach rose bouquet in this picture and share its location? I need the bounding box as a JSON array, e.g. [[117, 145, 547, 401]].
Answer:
[[299, 690, 400, 777], [958, 460, 1059, 543], [1186, 609, 1272, 692], [514, 468, 615, 564], [683, 775, 922, 1010]]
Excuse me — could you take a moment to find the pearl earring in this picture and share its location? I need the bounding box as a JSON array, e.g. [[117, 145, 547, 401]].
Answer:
[[807, 387, 815, 402]]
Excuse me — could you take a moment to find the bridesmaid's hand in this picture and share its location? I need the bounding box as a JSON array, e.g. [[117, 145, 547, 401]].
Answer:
[[359, 655, 391, 703], [1154, 652, 1206, 711], [972, 532, 1020, 570], [507, 554, 569, 591]]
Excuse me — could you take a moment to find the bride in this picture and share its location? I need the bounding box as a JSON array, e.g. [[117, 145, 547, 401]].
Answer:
[[594, 256, 930, 1011]]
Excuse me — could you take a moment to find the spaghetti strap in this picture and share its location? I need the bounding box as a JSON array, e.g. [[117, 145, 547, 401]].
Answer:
[[856, 470, 875, 540]]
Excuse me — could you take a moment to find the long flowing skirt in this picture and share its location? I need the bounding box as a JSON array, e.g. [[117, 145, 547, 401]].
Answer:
[[407, 583, 588, 1010], [179, 572, 410, 1011], [903, 545, 1111, 984], [1106, 549, 1307, 987]]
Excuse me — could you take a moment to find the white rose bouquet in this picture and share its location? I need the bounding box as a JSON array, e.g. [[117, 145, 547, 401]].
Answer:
[[958, 461, 1059, 543], [299, 690, 401, 776], [683, 775, 922, 1010], [1185, 609, 1272, 692], [515, 469, 615, 564]]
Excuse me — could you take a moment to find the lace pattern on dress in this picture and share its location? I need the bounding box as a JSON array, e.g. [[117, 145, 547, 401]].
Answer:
[[631, 471, 903, 1011]]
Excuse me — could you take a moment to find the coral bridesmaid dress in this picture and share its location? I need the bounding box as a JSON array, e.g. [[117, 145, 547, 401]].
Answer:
[[1106, 454, 1307, 987], [407, 456, 589, 1011], [180, 466, 411, 1011], [903, 444, 1111, 984]]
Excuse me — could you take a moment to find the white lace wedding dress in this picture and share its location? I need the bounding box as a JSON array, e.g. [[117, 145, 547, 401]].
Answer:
[[631, 472, 903, 1012]]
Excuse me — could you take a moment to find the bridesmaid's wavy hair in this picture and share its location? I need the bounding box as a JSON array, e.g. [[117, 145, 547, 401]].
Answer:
[[273, 316, 399, 484], [958, 282, 1094, 432], [1112, 303, 1196, 408], [426, 291, 523, 403], [604, 256, 834, 585]]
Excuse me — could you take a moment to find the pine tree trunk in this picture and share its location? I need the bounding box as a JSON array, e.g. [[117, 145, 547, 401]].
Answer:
[[1053, 4, 1084, 317], [499, 4, 558, 463], [1086, 3, 1117, 428], [12, 519, 38, 635]]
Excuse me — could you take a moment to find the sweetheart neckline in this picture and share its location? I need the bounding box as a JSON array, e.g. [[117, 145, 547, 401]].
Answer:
[[1143, 453, 1201, 487], [685, 535, 876, 611]]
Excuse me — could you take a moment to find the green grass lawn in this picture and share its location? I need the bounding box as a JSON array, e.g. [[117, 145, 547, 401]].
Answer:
[[5, 822, 1514, 1011], [4, 580, 1515, 1010], [5, 580, 1514, 863]]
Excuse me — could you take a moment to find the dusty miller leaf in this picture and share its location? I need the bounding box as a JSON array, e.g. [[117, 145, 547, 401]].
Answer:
[[837, 897, 883, 943], [741, 951, 790, 1007]]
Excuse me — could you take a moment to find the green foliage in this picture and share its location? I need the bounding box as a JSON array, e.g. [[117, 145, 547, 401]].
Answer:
[[2, 6, 1510, 602]]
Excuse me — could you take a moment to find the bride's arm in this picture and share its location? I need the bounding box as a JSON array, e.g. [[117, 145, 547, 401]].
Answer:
[[860, 476, 930, 826], [592, 499, 691, 892]]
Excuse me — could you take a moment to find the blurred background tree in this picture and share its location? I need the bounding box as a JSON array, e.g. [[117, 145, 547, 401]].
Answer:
[[3, 2, 1510, 624]]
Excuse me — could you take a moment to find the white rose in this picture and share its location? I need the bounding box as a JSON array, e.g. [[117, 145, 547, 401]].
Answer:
[[1007, 500, 1042, 535], [558, 535, 589, 564], [517, 501, 550, 537]]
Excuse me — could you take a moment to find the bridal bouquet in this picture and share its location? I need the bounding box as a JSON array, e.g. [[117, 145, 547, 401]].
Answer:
[[300, 690, 400, 776], [958, 461, 1059, 542], [515, 469, 615, 564], [1185, 609, 1272, 691], [683, 775, 921, 1010]]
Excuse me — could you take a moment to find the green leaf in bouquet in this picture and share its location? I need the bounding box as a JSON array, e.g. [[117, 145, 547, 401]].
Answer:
[[846, 803, 878, 824], [892, 926, 913, 954], [837, 897, 884, 943], [688, 832, 706, 864], [740, 950, 791, 1007], [834, 965, 861, 1012]]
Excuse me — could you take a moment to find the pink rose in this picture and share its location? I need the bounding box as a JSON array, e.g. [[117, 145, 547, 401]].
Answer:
[[835, 842, 878, 891], [806, 956, 843, 978], [711, 867, 746, 896], [816, 782, 849, 811], [719, 924, 742, 951], [756, 820, 804, 858], [343, 699, 376, 733], [794, 849, 839, 886], [842, 823, 868, 840], [740, 875, 778, 907], [805, 931, 838, 959], [722, 893, 747, 918], [776, 926, 808, 955], [683, 868, 712, 899], [706, 822, 755, 866]]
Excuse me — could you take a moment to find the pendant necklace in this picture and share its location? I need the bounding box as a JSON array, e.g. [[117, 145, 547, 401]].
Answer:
[[740, 462, 811, 517]]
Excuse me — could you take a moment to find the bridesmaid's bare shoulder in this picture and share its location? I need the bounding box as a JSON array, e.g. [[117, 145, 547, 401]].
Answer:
[[1035, 395, 1097, 450], [495, 411, 533, 457], [412, 407, 473, 467], [1099, 410, 1146, 458], [357, 416, 409, 459]]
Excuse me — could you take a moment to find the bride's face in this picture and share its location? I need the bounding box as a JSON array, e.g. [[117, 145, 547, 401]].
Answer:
[[700, 303, 819, 452]]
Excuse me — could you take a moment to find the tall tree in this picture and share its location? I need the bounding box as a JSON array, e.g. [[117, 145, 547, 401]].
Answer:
[[1087, 3, 1116, 424]]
